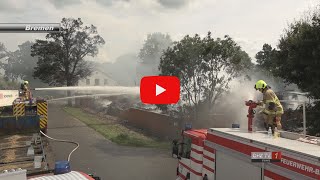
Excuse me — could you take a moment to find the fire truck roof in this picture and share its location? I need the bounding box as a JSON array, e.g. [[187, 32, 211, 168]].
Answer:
[[208, 128, 320, 159], [184, 129, 207, 139]]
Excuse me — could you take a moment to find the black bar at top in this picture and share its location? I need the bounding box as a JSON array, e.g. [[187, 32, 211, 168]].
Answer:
[[0, 23, 60, 33]]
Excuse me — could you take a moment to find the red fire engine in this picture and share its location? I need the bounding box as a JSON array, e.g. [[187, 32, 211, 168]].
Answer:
[[173, 101, 320, 180]]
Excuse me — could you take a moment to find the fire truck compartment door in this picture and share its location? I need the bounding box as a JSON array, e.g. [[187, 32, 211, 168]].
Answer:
[[215, 150, 262, 180]]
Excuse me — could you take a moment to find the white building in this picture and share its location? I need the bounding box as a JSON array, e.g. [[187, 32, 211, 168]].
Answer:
[[78, 69, 117, 86]]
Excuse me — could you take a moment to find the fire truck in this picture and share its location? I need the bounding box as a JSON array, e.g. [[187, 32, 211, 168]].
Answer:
[[173, 101, 320, 180], [0, 90, 100, 180]]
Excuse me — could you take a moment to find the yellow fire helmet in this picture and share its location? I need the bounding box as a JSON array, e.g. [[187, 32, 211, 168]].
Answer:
[[254, 80, 267, 90], [24, 81, 29, 85]]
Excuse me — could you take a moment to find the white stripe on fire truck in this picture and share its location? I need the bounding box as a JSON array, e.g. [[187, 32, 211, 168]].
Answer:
[[191, 144, 203, 151], [178, 164, 189, 178], [190, 171, 202, 179], [203, 157, 215, 170], [178, 173, 186, 180], [203, 164, 215, 174], [191, 150, 203, 162], [203, 154, 215, 162], [203, 150, 215, 160], [190, 160, 202, 172], [204, 145, 215, 153], [179, 161, 202, 176]]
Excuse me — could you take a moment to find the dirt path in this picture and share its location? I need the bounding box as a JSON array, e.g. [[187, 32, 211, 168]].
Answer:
[[47, 104, 177, 180]]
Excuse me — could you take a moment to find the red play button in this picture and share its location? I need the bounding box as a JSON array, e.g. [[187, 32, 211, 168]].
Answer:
[[140, 76, 180, 104]]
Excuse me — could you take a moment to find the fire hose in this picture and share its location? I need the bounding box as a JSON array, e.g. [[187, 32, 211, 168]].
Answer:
[[40, 130, 79, 162]]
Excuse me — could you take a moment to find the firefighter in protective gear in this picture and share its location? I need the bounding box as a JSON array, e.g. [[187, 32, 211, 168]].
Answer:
[[20, 81, 31, 100], [254, 80, 283, 133]]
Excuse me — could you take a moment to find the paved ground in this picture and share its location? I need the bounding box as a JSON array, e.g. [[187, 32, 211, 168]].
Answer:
[[47, 104, 177, 180]]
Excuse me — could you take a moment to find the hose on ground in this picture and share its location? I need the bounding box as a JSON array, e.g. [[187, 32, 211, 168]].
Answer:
[[40, 130, 79, 162]]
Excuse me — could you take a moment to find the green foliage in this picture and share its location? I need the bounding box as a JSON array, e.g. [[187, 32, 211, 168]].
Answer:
[[63, 106, 170, 148], [0, 41, 47, 87], [277, 17, 320, 98], [159, 32, 252, 119], [257, 12, 320, 99], [138, 32, 172, 75], [306, 103, 320, 136], [31, 18, 105, 86], [255, 44, 279, 76], [256, 8, 320, 136], [0, 43, 19, 81], [0, 76, 19, 89]]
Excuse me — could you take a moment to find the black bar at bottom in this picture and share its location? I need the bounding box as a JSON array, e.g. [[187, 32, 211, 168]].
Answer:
[[252, 159, 281, 163]]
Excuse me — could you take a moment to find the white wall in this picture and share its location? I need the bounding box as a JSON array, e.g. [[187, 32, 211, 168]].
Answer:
[[78, 71, 117, 86], [0, 90, 19, 107]]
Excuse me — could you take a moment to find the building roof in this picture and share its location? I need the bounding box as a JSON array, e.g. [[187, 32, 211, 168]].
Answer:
[[82, 67, 118, 85], [94, 68, 113, 79]]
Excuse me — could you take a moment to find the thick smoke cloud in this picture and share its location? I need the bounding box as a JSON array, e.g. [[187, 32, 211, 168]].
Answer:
[[95, 0, 130, 7], [157, 0, 190, 8], [48, 0, 82, 8], [0, 1, 13, 11]]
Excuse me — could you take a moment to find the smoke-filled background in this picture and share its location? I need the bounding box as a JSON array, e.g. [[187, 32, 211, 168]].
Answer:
[[210, 72, 299, 131], [0, 0, 318, 136]]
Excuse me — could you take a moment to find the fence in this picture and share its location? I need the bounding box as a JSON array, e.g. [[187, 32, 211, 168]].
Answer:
[[280, 99, 320, 137], [121, 108, 181, 140]]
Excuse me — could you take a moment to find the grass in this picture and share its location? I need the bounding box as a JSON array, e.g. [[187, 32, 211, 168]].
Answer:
[[63, 107, 170, 149]]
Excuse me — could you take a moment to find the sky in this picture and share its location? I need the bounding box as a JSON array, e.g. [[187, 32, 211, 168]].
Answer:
[[0, 0, 318, 62]]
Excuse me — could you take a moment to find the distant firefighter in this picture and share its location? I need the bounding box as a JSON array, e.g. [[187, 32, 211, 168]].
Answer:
[[20, 80, 31, 100]]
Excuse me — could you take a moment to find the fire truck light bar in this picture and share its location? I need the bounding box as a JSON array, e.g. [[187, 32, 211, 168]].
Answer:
[[0, 23, 60, 33], [251, 152, 282, 163]]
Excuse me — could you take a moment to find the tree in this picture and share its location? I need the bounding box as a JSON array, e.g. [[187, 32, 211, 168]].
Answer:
[[0, 41, 38, 82], [255, 44, 288, 91], [31, 18, 105, 87], [99, 53, 139, 86], [0, 43, 19, 81], [255, 44, 278, 75], [138, 32, 172, 77], [159, 32, 252, 120], [0, 44, 18, 81], [271, 16, 320, 98], [256, 8, 320, 136]]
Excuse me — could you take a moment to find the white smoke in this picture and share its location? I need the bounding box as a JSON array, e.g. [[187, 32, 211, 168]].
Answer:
[[210, 71, 289, 130]]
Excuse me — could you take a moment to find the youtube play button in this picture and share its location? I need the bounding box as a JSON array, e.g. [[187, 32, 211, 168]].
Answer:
[[156, 84, 166, 96], [140, 76, 180, 104]]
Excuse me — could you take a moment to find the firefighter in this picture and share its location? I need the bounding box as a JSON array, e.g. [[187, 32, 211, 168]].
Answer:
[[20, 80, 31, 100], [254, 80, 283, 133], [172, 139, 179, 157]]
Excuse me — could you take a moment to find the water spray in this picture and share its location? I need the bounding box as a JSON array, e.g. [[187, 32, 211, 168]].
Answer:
[[33, 86, 139, 94], [47, 93, 138, 101], [31, 86, 140, 101]]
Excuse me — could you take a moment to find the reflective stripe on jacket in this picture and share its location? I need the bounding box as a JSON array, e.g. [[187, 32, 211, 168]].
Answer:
[[262, 88, 283, 116]]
